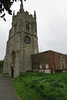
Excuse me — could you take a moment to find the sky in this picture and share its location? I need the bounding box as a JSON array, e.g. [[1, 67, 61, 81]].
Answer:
[[0, 0, 67, 60]]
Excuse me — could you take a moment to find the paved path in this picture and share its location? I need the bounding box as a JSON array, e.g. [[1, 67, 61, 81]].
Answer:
[[0, 76, 20, 100]]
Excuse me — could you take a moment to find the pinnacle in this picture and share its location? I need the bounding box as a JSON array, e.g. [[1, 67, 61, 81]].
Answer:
[[20, 0, 23, 9]]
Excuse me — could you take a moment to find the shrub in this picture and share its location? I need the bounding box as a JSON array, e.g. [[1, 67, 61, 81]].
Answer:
[[0, 60, 4, 75], [0, 60, 4, 68]]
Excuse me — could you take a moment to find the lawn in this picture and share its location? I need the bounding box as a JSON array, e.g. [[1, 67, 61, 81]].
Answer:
[[13, 72, 67, 100]]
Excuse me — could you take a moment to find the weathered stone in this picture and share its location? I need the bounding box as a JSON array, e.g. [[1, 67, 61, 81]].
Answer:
[[3, 2, 38, 78]]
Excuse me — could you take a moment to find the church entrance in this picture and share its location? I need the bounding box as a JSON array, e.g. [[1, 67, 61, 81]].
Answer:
[[11, 66, 14, 78], [10, 51, 16, 78]]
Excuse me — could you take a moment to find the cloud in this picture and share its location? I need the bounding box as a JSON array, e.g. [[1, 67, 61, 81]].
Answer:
[[0, 0, 67, 59]]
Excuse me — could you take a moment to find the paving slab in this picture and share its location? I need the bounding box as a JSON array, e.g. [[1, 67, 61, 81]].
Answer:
[[0, 76, 20, 100]]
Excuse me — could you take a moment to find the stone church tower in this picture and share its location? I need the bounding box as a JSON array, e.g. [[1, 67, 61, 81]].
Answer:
[[3, 1, 38, 77]]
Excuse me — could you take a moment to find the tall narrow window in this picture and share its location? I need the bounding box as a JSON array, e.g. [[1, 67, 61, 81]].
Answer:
[[45, 64, 49, 69], [60, 55, 65, 69], [26, 24, 29, 30], [40, 65, 42, 69], [14, 24, 17, 33]]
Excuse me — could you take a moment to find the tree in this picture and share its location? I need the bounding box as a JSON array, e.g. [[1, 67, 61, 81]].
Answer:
[[0, 0, 26, 21], [0, 60, 4, 68]]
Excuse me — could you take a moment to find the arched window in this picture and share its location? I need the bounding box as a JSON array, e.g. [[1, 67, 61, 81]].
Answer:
[[11, 51, 16, 66]]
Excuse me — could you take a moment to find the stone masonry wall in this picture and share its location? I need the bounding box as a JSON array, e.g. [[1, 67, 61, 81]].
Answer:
[[3, 3, 38, 77]]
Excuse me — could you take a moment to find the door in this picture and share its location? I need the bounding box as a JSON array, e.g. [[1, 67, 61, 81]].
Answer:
[[10, 51, 16, 78]]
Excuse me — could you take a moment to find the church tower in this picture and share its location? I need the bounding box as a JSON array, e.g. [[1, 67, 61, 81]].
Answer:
[[3, 1, 38, 77]]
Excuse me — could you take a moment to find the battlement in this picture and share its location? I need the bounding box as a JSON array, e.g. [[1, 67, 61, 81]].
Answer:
[[13, 9, 35, 20], [12, 1, 36, 24], [10, 1, 37, 40]]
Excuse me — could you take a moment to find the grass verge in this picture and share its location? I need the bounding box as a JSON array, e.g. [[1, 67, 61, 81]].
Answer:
[[13, 72, 67, 100]]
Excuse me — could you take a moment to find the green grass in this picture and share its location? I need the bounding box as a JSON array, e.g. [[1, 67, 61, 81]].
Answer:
[[0, 72, 2, 75], [13, 72, 67, 100]]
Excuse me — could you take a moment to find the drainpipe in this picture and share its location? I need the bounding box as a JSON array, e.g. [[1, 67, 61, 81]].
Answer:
[[53, 52, 56, 73], [49, 51, 53, 73]]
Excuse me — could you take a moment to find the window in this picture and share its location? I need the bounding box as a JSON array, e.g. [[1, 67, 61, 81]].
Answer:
[[45, 64, 49, 69], [26, 24, 29, 30], [14, 24, 17, 33], [60, 55, 65, 69], [40, 65, 42, 69], [60, 55, 64, 59]]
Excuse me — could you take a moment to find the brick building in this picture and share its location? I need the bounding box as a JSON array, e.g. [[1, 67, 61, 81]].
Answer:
[[32, 50, 67, 73]]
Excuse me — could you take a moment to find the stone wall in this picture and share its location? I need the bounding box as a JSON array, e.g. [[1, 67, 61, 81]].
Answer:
[[3, 3, 38, 77]]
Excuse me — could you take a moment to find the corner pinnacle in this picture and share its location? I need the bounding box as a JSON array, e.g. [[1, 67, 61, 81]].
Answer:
[[20, 0, 23, 9]]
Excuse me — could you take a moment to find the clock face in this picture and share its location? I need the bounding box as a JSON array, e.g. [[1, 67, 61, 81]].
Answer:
[[24, 36, 31, 44]]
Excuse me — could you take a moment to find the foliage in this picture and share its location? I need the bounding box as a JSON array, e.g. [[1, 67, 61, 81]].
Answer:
[[0, 60, 4, 67], [0, 0, 26, 21], [0, 60, 4, 75], [0, 70, 2, 75], [13, 72, 67, 100]]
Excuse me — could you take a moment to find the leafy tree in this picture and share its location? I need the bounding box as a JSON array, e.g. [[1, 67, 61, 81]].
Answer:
[[0, 0, 26, 21], [0, 60, 4, 74], [0, 60, 4, 68]]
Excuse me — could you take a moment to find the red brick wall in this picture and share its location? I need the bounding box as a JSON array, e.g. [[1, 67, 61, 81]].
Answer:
[[49, 51, 55, 73], [32, 50, 67, 73], [32, 51, 50, 71], [49, 50, 67, 72]]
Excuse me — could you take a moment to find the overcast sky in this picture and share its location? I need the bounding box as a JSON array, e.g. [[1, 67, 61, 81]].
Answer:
[[0, 0, 67, 60]]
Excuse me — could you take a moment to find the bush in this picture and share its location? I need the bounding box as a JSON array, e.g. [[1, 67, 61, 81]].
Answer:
[[0, 60, 4, 68], [13, 72, 67, 100], [0, 60, 4, 75]]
